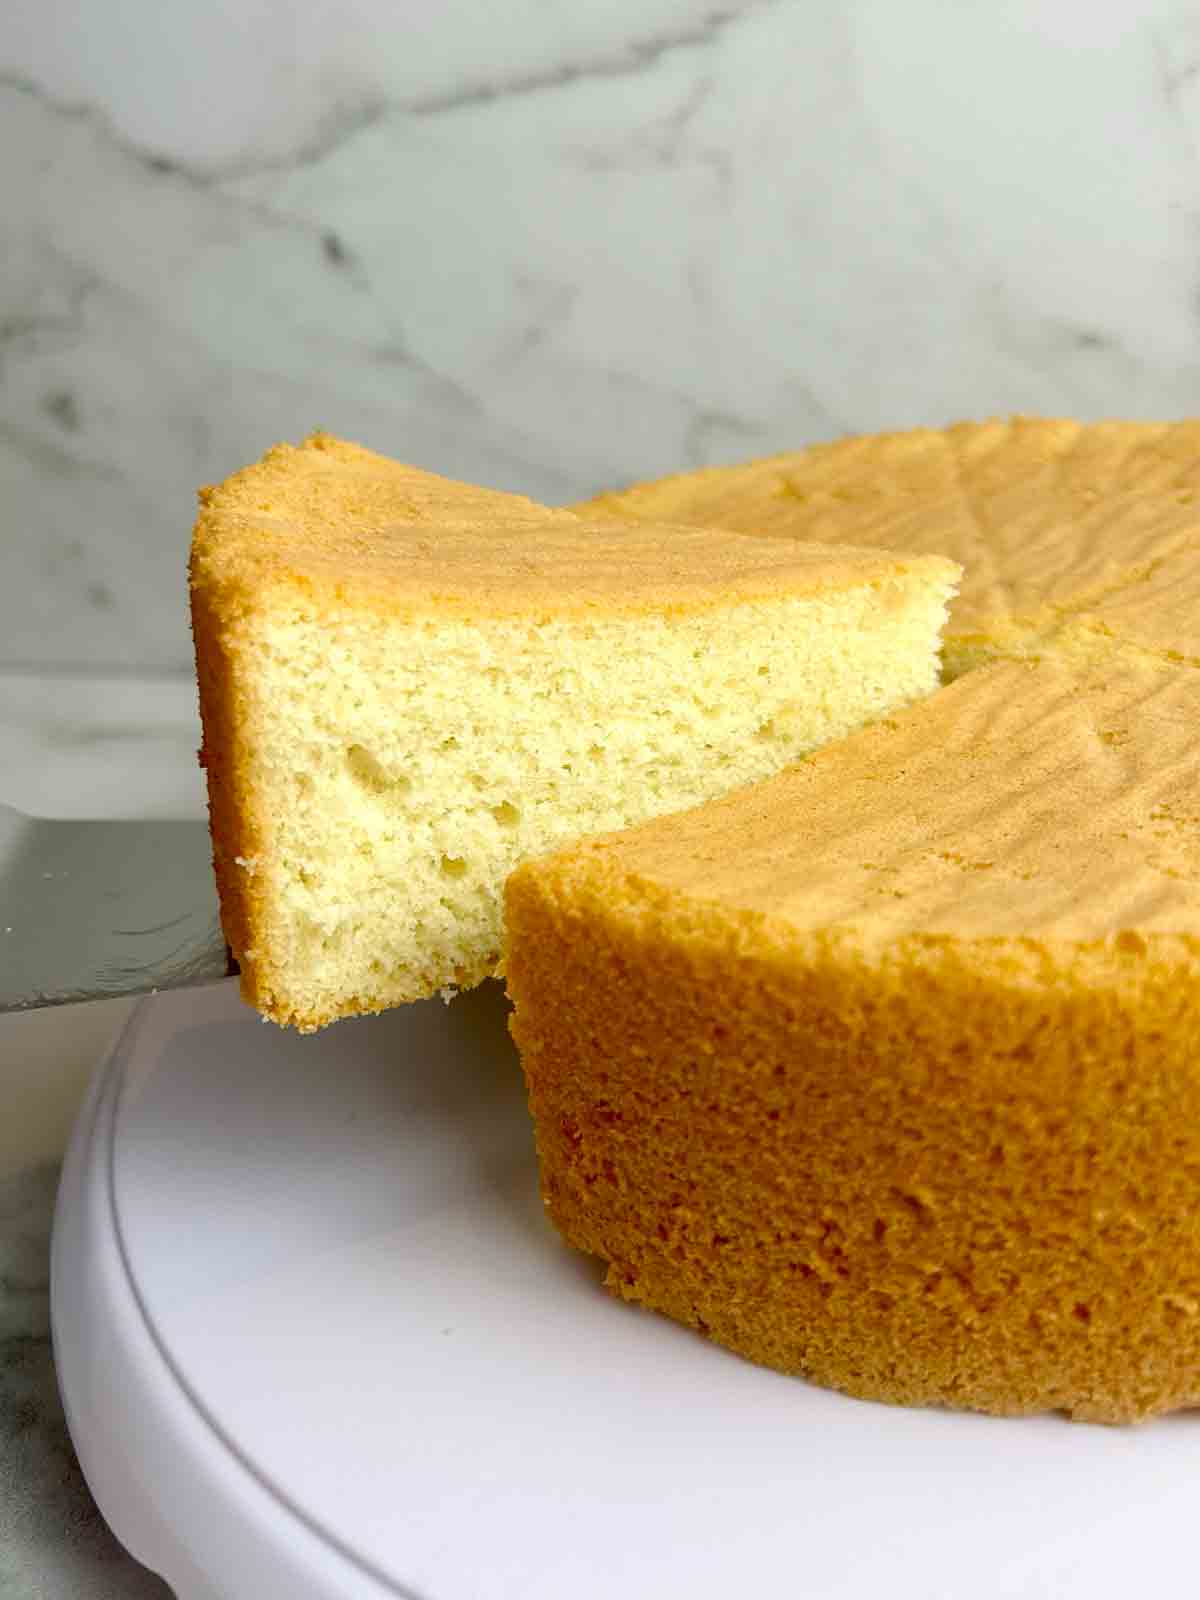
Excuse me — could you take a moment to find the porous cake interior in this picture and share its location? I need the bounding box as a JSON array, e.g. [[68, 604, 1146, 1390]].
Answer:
[[229, 571, 952, 1029]]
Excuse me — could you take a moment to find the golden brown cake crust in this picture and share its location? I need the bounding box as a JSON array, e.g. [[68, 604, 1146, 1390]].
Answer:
[[190, 577, 263, 1005], [194, 435, 955, 624], [506, 652, 1200, 1422], [540, 419, 1200, 1421], [507, 856, 1200, 1423], [578, 417, 1200, 672]]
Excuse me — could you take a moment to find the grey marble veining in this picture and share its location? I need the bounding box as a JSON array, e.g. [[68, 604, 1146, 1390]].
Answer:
[[7, 2, 1200, 674]]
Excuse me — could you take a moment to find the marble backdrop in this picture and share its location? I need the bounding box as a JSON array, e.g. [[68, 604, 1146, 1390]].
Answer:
[[5, 0, 1200, 672]]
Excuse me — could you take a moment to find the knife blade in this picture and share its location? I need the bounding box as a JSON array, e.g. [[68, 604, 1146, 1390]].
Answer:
[[0, 802, 234, 1012]]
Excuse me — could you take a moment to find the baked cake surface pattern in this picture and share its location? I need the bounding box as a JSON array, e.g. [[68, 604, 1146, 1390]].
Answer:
[[578, 418, 1200, 678]]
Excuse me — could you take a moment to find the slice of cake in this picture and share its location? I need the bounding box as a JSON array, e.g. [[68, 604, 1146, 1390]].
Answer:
[[578, 418, 1200, 677], [506, 651, 1200, 1422], [191, 435, 958, 1031]]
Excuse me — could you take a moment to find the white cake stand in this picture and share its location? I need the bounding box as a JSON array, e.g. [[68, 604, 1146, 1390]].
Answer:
[[52, 978, 1199, 1600]]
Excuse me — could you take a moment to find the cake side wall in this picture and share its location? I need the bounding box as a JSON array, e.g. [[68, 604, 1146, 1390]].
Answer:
[[188, 568, 275, 1019], [506, 867, 1200, 1422]]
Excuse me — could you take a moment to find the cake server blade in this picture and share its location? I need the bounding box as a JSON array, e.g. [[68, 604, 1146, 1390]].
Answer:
[[0, 802, 234, 1012]]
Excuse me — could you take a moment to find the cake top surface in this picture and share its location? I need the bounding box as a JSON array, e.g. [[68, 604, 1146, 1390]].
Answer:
[[1064, 542, 1200, 663], [579, 418, 1200, 651], [193, 434, 959, 620], [536, 653, 1200, 948], [206, 433, 575, 529]]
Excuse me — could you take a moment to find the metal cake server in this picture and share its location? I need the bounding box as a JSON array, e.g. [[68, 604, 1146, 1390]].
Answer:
[[0, 802, 234, 1012]]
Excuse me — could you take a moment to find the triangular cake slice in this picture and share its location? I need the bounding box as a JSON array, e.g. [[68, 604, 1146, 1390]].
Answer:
[[578, 418, 1200, 677], [191, 435, 958, 1030], [506, 651, 1200, 1422]]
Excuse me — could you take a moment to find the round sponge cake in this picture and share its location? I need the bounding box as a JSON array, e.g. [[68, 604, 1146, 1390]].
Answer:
[[508, 419, 1200, 1423]]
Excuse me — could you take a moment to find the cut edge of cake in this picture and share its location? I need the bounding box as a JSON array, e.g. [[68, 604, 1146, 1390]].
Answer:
[[190, 436, 960, 1031]]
